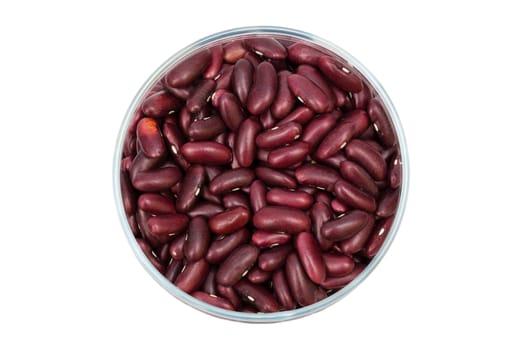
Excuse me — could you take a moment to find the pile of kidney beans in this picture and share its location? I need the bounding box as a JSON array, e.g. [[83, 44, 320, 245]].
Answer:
[[120, 36, 402, 313]]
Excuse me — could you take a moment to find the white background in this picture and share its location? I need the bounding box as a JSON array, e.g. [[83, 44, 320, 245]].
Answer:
[[1, 1, 523, 348]]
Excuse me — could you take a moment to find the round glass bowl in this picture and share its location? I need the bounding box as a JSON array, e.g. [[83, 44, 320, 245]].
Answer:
[[113, 26, 409, 322]]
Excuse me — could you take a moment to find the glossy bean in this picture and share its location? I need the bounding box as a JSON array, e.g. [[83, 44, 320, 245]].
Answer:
[[132, 166, 182, 192], [218, 92, 245, 131], [216, 244, 259, 286], [294, 232, 326, 284], [136, 239, 165, 273], [288, 74, 329, 113], [247, 266, 273, 284], [209, 168, 255, 195], [166, 49, 211, 88], [266, 188, 313, 210], [377, 188, 400, 218], [192, 291, 234, 311], [334, 180, 377, 212], [271, 71, 295, 119], [245, 37, 287, 60], [345, 139, 387, 180], [202, 45, 224, 79], [321, 209, 369, 241], [338, 214, 375, 255], [163, 82, 194, 100], [310, 201, 334, 251], [323, 253, 355, 277], [354, 83, 371, 110], [177, 107, 192, 137], [331, 199, 349, 214], [255, 166, 297, 188], [315, 120, 356, 159], [208, 206, 251, 235], [223, 40, 247, 63], [287, 43, 326, 65], [205, 228, 250, 264], [120, 171, 136, 216], [296, 64, 336, 111], [168, 234, 186, 260], [389, 153, 402, 189], [162, 119, 190, 170], [285, 253, 319, 307], [164, 258, 184, 282], [136, 117, 166, 159], [184, 216, 211, 262], [368, 98, 396, 147], [186, 79, 216, 113], [276, 106, 315, 126], [253, 206, 310, 234], [232, 58, 253, 106], [235, 118, 261, 168], [300, 112, 337, 149], [216, 284, 242, 309], [201, 266, 217, 296], [267, 141, 310, 168], [258, 244, 293, 271], [187, 202, 224, 219], [340, 160, 379, 197], [176, 164, 206, 213], [251, 231, 291, 248], [249, 179, 267, 213], [272, 269, 296, 310], [255, 122, 302, 149], [259, 109, 276, 129], [234, 279, 280, 313], [365, 216, 395, 257], [147, 213, 189, 236], [320, 264, 365, 289], [223, 192, 250, 209], [200, 186, 222, 204], [181, 141, 232, 165], [174, 259, 209, 293], [137, 193, 175, 214], [188, 115, 226, 141], [295, 163, 341, 191], [247, 61, 278, 115], [318, 55, 362, 93], [214, 65, 234, 90], [141, 90, 183, 118]]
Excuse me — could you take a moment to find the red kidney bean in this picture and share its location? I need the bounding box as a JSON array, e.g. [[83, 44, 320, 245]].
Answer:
[[188, 115, 226, 141], [232, 58, 253, 105], [368, 97, 396, 147], [247, 61, 278, 115], [332, 85, 350, 108], [340, 160, 379, 197], [136, 238, 165, 273], [187, 202, 224, 218], [216, 284, 242, 309], [205, 228, 250, 264], [276, 106, 315, 126], [208, 206, 251, 235], [255, 166, 297, 188], [132, 166, 182, 192], [214, 64, 234, 90], [295, 163, 341, 191], [203, 45, 224, 79], [245, 37, 287, 60], [137, 193, 175, 214], [322, 253, 355, 277], [259, 109, 276, 129], [294, 232, 326, 284], [165, 258, 184, 282], [216, 244, 259, 286], [345, 139, 387, 181], [255, 122, 302, 150], [166, 49, 211, 88], [120, 171, 137, 216], [248, 179, 267, 213], [218, 92, 245, 132], [175, 259, 209, 293], [288, 43, 325, 65], [320, 263, 365, 289], [186, 79, 216, 113], [201, 266, 217, 295], [235, 117, 261, 168], [223, 192, 250, 209], [175, 164, 205, 213], [271, 71, 295, 119], [314, 191, 332, 207], [296, 64, 336, 111], [141, 90, 183, 118], [315, 121, 357, 159], [331, 198, 349, 214], [163, 81, 194, 100], [258, 244, 293, 271], [162, 119, 190, 170], [169, 233, 186, 260], [266, 188, 313, 210], [147, 213, 189, 236], [192, 291, 234, 311], [251, 231, 291, 248], [243, 51, 261, 67], [272, 269, 296, 310], [178, 106, 192, 137], [223, 40, 247, 63], [318, 55, 362, 93], [285, 253, 319, 307], [337, 213, 375, 255], [310, 201, 334, 251], [129, 151, 161, 182], [321, 210, 369, 241], [354, 83, 371, 110], [234, 279, 280, 313], [334, 180, 377, 213], [253, 206, 310, 234], [184, 216, 211, 262], [267, 141, 310, 168], [389, 152, 402, 189], [209, 168, 255, 195], [247, 266, 273, 284], [136, 117, 166, 159], [301, 112, 338, 149], [365, 216, 395, 257], [181, 141, 232, 165], [377, 188, 400, 218], [288, 74, 329, 113]]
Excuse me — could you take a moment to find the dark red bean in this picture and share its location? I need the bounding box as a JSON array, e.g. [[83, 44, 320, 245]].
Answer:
[[147, 213, 189, 236], [222, 192, 250, 209], [137, 193, 175, 214], [186, 79, 216, 113], [200, 186, 222, 204], [249, 179, 267, 213], [288, 74, 329, 113], [255, 122, 302, 149], [232, 58, 253, 106], [320, 264, 365, 289], [389, 153, 402, 189], [338, 214, 375, 255], [332, 85, 351, 108], [216, 244, 259, 286], [120, 171, 136, 216], [321, 210, 369, 242], [345, 139, 387, 181], [314, 191, 332, 207], [223, 40, 247, 63], [251, 231, 291, 248], [136, 238, 165, 273], [209, 168, 255, 195], [174, 259, 209, 293], [272, 269, 296, 310], [315, 121, 356, 159], [176, 164, 206, 213], [216, 284, 242, 309], [208, 206, 251, 235], [368, 98, 396, 147], [310, 201, 334, 251], [277, 111, 315, 135], [340, 161, 379, 197], [365, 216, 395, 258], [258, 244, 293, 271], [181, 141, 232, 165], [127, 214, 140, 237], [268, 141, 310, 169], [247, 61, 278, 115], [296, 64, 336, 111], [184, 216, 211, 262], [288, 43, 325, 65], [301, 112, 338, 149], [245, 37, 287, 60], [234, 279, 280, 313], [259, 109, 276, 129], [377, 188, 400, 218], [201, 266, 217, 295], [129, 151, 160, 182], [166, 49, 211, 88], [247, 266, 273, 284], [165, 258, 184, 282], [218, 92, 245, 132], [271, 71, 295, 119], [323, 253, 355, 277], [295, 163, 341, 191], [354, 83, 371, 110], [266, 188, 313, 210], [331, 199, 349, 214], [294, 232, 326, 284], [141, 90, 183, 118], [214, 65, 234, 90], [202, 45, 224, 79], [235, 118, 261, 168], [188, 115, 226, 141], [206, 228, 250, 265], [253, 206, 310, 234], [318, 55, 362, 93], [163, 81, 194, 100], [136, 117, 166, 159], [334, 180, 377, 213], [285, 253, 319, 307], [162, 119, 190, 170], [187, 202, 224, 219], [255, 166, 297, 189], [168, 233, 186, 260], [132, 166, 182, 192], [192, 291, 234, 311]]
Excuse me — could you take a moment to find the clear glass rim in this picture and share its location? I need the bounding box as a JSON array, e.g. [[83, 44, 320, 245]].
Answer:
[[113, 25, 410, 323]]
